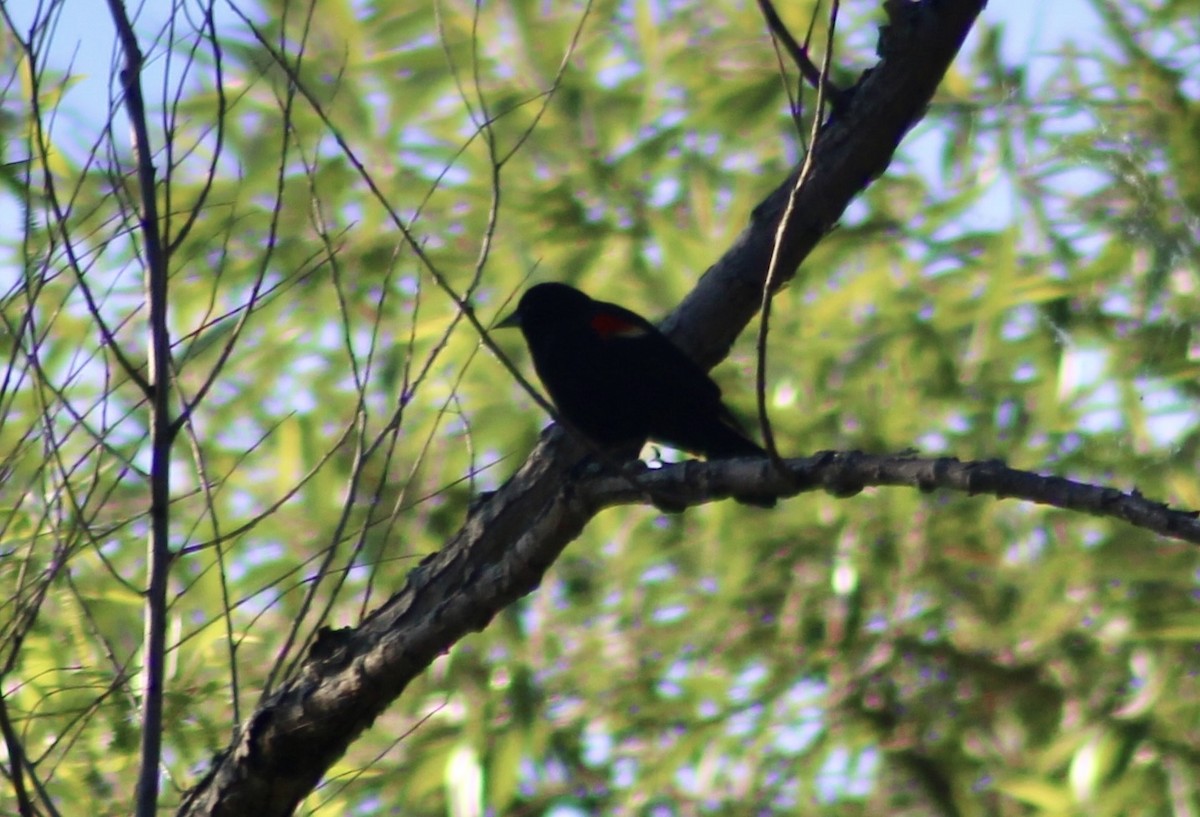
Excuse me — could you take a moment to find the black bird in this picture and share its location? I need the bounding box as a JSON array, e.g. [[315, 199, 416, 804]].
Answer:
[[497, 282, 772, 506]]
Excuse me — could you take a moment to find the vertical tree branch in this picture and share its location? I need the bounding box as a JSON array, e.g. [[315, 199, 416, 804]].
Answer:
[[0, 689, 34, 817], [104, 1, 174, 814]]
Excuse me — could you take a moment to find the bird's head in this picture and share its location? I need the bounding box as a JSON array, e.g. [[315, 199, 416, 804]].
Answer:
[[496, 282, 596, 332]]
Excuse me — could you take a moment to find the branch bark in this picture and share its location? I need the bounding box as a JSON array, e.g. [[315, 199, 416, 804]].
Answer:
[[180, 2, 988, 814], [105, 1, 176, 815], [588, 452, 1200, 545]]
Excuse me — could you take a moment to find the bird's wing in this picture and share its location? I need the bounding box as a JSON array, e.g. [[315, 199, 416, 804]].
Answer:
[[587, 301, 658, 339]]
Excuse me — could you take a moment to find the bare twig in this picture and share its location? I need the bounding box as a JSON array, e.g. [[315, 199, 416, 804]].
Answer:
[[165, 0, 226, 255], [225, 4, 574, 427], [182, 2, 994, 813], [0, 654, 36, 817], [754, 0, 840, 464], [757, 0, 845, 109]]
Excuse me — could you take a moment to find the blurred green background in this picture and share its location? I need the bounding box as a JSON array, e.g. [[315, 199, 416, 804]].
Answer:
[[1, 0, 1198, 813]]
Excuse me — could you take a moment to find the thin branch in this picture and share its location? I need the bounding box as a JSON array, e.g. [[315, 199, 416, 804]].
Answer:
[[227, 6, 565, 426], [103, 2, 175, 815], [167, 0, 227, 254], [756, 0, 846, 110], [15, 10, 153, 397], [0, 658, 36, 817], [587, 452, 1200, 544], [754, 0, 840, 464], [181, 2, 993, 813]]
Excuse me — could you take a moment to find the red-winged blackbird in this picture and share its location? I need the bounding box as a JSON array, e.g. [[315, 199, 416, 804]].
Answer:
[[498, 282, 772, 505]]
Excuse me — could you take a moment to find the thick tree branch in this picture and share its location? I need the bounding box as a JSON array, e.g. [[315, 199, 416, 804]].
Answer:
[[181, 2, 988, 814], [183, 430, 1200, 816], [665, 0, 982, 368]]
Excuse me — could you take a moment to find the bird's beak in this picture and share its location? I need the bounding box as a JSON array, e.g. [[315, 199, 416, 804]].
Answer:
[[495, 310, 521, 329]]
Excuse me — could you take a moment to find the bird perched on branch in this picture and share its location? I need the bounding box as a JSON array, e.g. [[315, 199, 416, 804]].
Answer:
[[497, 282, 772, 506]]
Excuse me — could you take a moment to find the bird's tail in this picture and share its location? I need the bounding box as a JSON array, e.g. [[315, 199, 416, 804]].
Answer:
[[701, 415, 768, 459]]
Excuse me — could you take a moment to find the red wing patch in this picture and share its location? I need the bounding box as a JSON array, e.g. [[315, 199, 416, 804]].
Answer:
[[590, 311, 649, 338]]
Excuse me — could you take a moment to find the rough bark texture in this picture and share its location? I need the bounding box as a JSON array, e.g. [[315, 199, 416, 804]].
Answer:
[[179, 2, 987, 814], [665, 0, 986, 368]]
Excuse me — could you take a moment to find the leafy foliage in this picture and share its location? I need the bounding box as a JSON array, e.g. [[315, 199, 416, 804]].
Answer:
[[0, 0, 1197, 814]]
